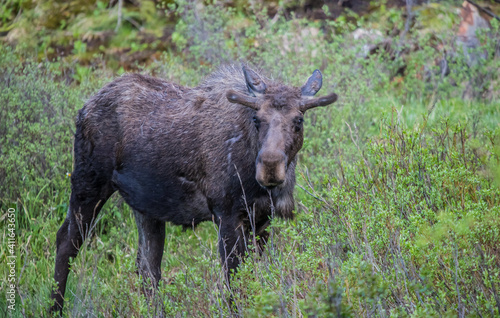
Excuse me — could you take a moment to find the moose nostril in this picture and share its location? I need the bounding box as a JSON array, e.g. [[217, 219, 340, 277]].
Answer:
[[259, 151, 287, 166], [260, 178, 284, 190], [264, 184, 278, 190], [272, 179, 285, 186]]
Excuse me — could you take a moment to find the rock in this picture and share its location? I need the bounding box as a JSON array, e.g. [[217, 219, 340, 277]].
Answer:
[[455, 1, 491, 66]]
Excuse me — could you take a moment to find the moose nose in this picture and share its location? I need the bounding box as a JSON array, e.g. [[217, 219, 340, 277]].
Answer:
[[255, 151, 287, 188]]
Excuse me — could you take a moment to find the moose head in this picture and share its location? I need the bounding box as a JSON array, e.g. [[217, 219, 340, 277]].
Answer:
[[226, 66, 338, 189]]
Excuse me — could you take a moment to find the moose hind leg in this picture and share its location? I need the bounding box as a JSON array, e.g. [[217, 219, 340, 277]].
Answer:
[[51, 184, 113, 314], [134, 209, 165, 292]]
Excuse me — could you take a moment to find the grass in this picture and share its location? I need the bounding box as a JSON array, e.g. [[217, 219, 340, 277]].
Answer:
[[1, 1, 500, 317]]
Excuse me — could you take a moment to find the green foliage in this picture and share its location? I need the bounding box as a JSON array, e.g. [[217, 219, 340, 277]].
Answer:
[[0, 0, 23, 32], [1, 1, 500, 317], [0, 47, 107, 212]]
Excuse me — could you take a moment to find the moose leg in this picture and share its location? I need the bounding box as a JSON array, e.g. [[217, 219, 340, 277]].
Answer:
[[218, 217, 248, 280], [51, 189, 112, 314], [254, 218, 271, 254], [134, 209, 165, 293]]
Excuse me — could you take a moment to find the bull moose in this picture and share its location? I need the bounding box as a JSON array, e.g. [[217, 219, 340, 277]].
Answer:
[[51, 65, 337, 313]]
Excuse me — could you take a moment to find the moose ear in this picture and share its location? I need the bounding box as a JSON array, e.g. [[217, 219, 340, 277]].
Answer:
[[243, 65, 267, 96], [227, 90, 260, 110], [301, 69, 323, 97]]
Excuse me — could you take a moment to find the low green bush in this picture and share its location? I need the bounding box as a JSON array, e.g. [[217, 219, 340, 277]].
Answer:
[[0, 2, 499, 317]]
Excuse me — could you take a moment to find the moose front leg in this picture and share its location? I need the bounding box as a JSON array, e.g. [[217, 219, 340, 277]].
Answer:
[[254, 218, 271, 255], [217, 216, 248, 280], [133, 209, 165, 293]]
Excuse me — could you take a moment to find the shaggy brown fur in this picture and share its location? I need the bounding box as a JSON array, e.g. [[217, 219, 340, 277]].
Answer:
[[50, 65, 337, 314]]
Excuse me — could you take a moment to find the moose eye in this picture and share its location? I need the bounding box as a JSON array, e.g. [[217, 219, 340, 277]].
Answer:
[[294, 117, 304, 132], [295, 117, 304, 125], [252, 115, 261, 129]]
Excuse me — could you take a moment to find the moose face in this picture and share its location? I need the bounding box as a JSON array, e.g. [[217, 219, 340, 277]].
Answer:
[[227, 66, 337, 189]]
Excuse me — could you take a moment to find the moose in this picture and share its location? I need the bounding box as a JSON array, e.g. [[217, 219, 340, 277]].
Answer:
[[51, 64, 337, 313]]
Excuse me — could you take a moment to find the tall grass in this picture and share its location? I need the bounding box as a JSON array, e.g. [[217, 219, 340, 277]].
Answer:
[[1, 1, 499, 317]]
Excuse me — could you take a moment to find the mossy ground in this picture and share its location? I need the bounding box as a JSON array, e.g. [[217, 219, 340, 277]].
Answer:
[[1, 1, 500, 317]]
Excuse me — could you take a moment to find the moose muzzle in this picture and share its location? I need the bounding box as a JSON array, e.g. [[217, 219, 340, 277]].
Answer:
[[255, 150, 287, 188]]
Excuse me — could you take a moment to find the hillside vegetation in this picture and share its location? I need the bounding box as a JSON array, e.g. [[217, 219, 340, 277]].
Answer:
[[1, 0, 500, 317]]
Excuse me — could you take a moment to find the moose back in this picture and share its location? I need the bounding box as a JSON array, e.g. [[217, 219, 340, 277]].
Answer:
[[51, 65, 337, 313]]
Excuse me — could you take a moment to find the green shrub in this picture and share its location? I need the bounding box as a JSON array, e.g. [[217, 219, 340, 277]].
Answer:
[[1, 2, 499, 317]]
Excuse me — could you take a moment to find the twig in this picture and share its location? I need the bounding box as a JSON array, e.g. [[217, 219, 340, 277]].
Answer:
[[397, 0, 414, 58], [115, 0, 123, 32], [234, 164, 250, 214], [466, 0, 500, 21], [345, 121, 372, 179], [454, 242, 465, 318], [401, 0, 414, 42], [267, 190, 275, 256], [296, 183, 329, 206], [476, 244, 500, 315], [125, 17, 142, 30], [268, 6, 283, 28]]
